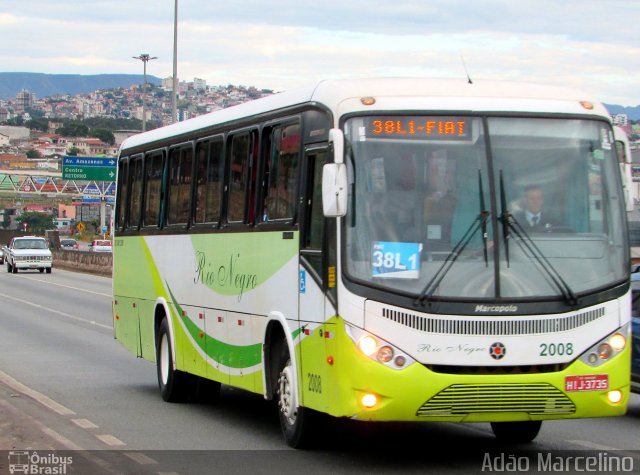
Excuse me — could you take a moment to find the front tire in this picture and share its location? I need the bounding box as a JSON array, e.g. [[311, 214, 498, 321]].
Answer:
[[276, 341, 317, 448], [156, 318, 190, 402], [490, 421, 542, 443]]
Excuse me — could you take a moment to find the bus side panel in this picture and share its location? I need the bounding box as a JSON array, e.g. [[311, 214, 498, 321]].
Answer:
[[113, 296, 140, 357], [140, 232, 297, 393], [113, 235, 159, 360]]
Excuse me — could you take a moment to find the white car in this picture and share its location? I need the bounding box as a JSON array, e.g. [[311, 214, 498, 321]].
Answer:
[[90, 239, 112, 253], [6, 236, 53, 273]]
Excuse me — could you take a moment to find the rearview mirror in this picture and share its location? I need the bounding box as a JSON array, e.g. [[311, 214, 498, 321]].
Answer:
[[322, 163, 347, 217]]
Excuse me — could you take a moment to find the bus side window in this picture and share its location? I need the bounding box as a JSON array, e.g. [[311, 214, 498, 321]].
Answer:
[[116, 159, 128, 231], [167, 145, 193, 225], [261, 122, 301, 222], [126, 155, 143, 230], [228, 131, 257, 224], [302, 149, 327, 276], [143, 150, 164, 227], [194, 137, 225, 225]]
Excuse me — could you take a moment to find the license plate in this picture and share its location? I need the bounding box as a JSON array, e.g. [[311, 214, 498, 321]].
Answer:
[[565, 374, 608, 392]]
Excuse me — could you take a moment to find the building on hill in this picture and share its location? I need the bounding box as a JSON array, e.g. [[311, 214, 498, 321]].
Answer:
[[0, 126, 30, 141]]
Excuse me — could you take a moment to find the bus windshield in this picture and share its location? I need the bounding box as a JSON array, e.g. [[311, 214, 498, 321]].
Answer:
[[344, 115, 628, 301]]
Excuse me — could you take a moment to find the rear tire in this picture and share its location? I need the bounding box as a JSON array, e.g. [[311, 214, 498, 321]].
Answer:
[[490, 420, 542, 443], [156, 318, 190, 402], [46, 268, 52, 274], [276, 341, 317, 448]]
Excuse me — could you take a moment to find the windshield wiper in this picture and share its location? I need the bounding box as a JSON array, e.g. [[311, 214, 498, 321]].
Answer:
[[499, 175, 577, 305], [499, 171, 510, 267], [415, 170, 490, 306]]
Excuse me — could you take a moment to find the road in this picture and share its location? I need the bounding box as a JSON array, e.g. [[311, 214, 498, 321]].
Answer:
[[0, 268, 639, 474]]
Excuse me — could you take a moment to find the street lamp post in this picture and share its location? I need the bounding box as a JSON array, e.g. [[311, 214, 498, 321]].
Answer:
[[172, 0, 178, 124], [132, 53, 157, 131]]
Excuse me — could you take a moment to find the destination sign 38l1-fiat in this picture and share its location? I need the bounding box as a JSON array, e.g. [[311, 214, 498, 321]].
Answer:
[[365, 116, 472, 140]]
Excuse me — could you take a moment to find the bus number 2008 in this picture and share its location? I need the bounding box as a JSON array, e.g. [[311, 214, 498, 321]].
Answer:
[[539, 342, 574, 357]]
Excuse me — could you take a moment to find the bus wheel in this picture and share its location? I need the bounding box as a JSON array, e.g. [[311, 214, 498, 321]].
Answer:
[[276, 343, 316, 448], [156, 318, 189, 402], [490, 421, 542, 443]]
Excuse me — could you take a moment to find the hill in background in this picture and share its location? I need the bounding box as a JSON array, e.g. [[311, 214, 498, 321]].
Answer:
[[1, 72, 639, 120], [606, 104, 640, 121], [0, 72, 161, 100]]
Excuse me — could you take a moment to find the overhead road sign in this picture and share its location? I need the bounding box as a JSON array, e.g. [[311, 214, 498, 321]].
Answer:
[[62, 156, 117, 181]]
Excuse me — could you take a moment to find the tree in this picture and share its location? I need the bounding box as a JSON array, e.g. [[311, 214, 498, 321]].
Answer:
[[67, 146, 81, 156], [56, 122, 89, 137], [90, 128, 115, 145], [26, 149, 42, 158], [27, 117, 49, 132], [19, 211, 55, 235]]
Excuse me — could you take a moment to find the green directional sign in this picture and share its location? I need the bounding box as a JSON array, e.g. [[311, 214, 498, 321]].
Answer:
[[62, 166, 116, 181], [62, 156, 117, 181]]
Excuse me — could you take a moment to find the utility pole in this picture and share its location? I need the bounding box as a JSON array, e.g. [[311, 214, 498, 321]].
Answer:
[[132, 53, 157, 131], [172, 0, 179, 124]]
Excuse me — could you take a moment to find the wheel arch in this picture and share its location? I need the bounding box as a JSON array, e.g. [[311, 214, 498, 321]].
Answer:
[[263, 311, 298, 402], [154, 297, 175, 366]]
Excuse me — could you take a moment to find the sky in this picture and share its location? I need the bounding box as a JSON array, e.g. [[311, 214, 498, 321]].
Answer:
[[1, 0, 639, 106]]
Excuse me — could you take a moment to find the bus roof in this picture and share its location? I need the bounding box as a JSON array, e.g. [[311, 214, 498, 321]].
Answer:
[[120, 77, 610, 153]]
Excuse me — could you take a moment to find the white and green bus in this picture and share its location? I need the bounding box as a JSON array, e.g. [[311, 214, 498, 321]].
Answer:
[[113, 78, 631, 447]]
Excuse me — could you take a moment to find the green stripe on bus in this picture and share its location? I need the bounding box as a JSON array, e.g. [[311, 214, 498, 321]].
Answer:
[[167, 284, 262, 369]]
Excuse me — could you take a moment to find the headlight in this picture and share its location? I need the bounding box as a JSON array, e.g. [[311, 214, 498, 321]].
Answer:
[[580, 323, 629, 367], [345, 324, 415, 370]]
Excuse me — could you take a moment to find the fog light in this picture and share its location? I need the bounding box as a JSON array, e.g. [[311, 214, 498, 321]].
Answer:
[[587, 353, 598, 364], [361, 393, 377, 408], [610, 334, 626, 351], [377, 346, 394, 363], [597, 343, 612, 360], [358, 336, 378, 356], [607, 390, 623, 404]]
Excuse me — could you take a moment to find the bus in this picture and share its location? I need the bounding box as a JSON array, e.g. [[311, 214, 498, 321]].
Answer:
[[113, 78, 631, 448], [614, 125, 635, 211]]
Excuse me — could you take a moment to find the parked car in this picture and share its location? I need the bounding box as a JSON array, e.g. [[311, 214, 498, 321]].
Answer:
[[60, 239, 79, 251], [89, 239, 112, 253], [5, 236, 53, 274], [0, 246, 4, 264], [630, 269, 640, 395]]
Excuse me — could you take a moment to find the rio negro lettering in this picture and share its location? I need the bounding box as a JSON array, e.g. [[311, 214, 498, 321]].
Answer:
[[194, 251, 258, 301]]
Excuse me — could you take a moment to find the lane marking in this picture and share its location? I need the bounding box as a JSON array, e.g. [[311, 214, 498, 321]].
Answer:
[[14, 273, 111, 298], [0, 399, 82, 450], [96, 434, 126, 446], [72, 418, 99, 429], [0, 369, 76, 416], [124, 452, 158, 465], [0, 291, 112, 330], [568, 439, 620, 451]]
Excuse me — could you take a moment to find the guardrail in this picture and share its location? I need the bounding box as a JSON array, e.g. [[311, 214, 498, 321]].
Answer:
[[52, 250, 112, 277]]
